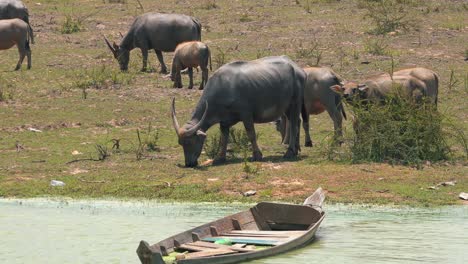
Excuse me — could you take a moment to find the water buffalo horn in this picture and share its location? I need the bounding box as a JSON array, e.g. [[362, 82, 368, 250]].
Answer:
[[171, 98, 181, 136], [184, 101, 208, 136], [104, 36, 116, 54]]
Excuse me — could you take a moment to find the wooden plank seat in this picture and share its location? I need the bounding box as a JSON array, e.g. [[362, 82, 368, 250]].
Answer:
[[177, 241, 254, 253], [222, 230, 307, 238]]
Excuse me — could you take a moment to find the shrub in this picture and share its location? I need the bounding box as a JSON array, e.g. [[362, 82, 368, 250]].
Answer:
[[204, 132, 221, 159], [364, 37, 389, 55], [135, 124, 160, 160], [73, 65, 135, 91], [0, 78, 14, 102], [213, 47, 228, 69], [229, 128, 252, 155], [61, 15, 82, 34], [359, 0, 419, 34], [200, 0, 218, 10], [344, 91, 464, 166]]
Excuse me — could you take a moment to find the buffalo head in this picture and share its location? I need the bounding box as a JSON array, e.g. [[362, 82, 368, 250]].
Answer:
[[104, 36, 130, 71], [330, 82, 368, 104], [171, 98, 208, 167]]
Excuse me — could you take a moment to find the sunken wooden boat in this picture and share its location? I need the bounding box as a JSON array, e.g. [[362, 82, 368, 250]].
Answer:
[[136, 187, 326, 264]]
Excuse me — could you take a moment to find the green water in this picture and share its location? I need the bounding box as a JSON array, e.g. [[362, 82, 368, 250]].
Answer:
[[0, 199, 466, 263]]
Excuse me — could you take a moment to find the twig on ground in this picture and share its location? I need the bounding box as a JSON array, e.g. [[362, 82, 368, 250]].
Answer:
[[66, 158, 99, 164], [78, 177, 106, 183]]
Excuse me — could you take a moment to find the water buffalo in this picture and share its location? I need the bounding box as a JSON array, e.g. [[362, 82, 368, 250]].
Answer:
[[331, 67, 439, 106], [171, 56, 306, 167], [277, 67, 347, 147], [104, 12, 201, 72], [0, 18, 32, 70], [0, 0, 34, 44], [171, 41, 212, 90]]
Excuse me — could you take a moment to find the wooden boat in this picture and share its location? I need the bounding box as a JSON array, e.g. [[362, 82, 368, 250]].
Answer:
[[136, 187, 326, 264]]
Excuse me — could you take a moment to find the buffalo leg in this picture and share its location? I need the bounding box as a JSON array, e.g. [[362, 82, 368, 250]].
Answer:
[[155, 50, 168, 74], [15, 47, 26, 71], [200, 67, 208, 90], [173, 69, 182, 88], [242, 119, 262, 161], [141, 49, 148, 72], [26, 49, 31, 70], [303, 115, 313, 147], [282, 117, 290, 145], [327, 108, 343, 145], [213, 124, 230, 164], [284, 105, 300, 159], [188, 67, 194, 89]]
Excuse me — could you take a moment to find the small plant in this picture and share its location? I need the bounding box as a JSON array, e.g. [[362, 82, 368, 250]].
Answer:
[[201, 0, 218, 9], [135, 124, 160, 160], [0, 78, 14, 102], [296, 39, 322, 66], [364, 37, 389, 56], [73, 65, 135, 91], [144, 123, 160, 152], [448, 69, 459, 91], [204, 132, 221, 159], [239, 13, 252, 22], [213, 47, 228, 69], [61, 15, 82, 34], [95, 144, 110, 161], [359, 0, 419, 34], [229, 128, 252, 156]]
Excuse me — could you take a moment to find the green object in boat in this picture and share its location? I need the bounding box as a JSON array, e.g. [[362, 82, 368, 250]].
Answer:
[[214, 238, 232, 245]]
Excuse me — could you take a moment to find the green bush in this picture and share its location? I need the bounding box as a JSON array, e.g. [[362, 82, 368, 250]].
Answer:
[[204, 132, 221, 159], [61, 15, 82, 34], [359, 0, 419, 34], [0, 77, 14, 102], [343, 92, 465, 166], [73, 65, 135, 91]]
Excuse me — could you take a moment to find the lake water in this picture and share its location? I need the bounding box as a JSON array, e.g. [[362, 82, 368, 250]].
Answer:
[[0, 199, 466, 264]]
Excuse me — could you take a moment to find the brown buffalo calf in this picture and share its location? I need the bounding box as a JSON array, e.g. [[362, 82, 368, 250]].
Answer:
[[171, 41, 212, 90], [0, 18, 32, 70]]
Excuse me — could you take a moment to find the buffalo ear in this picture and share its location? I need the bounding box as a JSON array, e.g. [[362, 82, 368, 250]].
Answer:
[[330, 84, 344, 94], [112, 42, 119, 51]]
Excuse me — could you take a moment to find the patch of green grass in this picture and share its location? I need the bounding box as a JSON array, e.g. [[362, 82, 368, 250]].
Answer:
[[358, 0, 420, 34], [364, 37, 389, 55], [61, 15, 82, 34]]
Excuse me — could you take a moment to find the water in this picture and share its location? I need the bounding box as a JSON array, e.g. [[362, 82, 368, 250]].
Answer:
[[0, 199, 466, 264]]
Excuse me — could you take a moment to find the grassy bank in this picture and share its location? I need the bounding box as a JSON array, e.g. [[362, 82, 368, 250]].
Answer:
[[0, 0, 467, 206]]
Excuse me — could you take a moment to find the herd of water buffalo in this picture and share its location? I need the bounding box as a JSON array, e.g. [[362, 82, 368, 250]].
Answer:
[[0, 1, 439, 167]]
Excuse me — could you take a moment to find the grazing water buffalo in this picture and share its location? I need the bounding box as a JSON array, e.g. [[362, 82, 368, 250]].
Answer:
[[104, 12, 201, 72], [171, 56, 306, 167], [0, 18, 32, 70], [331, 67, 439, 106], [278, 67, 346, 147], [171, 41, 212, 90], [0, 0, 34, 44]]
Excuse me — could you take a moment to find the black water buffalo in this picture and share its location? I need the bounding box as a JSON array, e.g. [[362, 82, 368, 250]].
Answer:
[[331, 67, 439, 106], [104, 12, 201, 72], [0, 0, 34, 44], [171, 56, 306, 167], [278, 67, 346, 146]]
